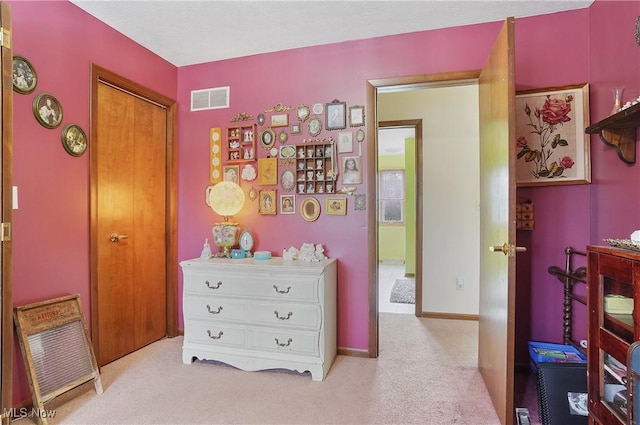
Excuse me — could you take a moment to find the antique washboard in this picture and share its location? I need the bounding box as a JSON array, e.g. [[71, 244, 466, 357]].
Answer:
[[14, 294, 102, 425]]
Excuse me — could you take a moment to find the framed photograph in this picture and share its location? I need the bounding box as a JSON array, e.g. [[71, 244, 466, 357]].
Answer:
[[341, 155, 362, 184], [13, 54, 37, 94], [271, 113, 289, 128], [515, 83, 590, 186], [349, 105, 365, 127], [222, 165, 240, 183], [258, 157, 278, 185], [325, 100, 346, 130], [33, 93, 63, 129], [280, 169, 295, 192], [260, 128, 276, 150], [258, 189, 277, 215], [291, 123, 301, 135], [300, 197, 321, 222], [338, 131, 353, 153], [61, 124, 87, 157], [326, 197, 347, 216], [280, 194, 296, 215], [307, 117, 322, 137]]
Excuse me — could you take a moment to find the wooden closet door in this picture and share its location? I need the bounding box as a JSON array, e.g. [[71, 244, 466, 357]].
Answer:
[[94, 81, 167, 366]]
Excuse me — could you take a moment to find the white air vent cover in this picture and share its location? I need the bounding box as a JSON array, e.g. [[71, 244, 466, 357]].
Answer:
[[191, 86, 230, 111]]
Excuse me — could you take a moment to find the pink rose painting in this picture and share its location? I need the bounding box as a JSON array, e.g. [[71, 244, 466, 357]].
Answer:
[[514, 84, 590, 186]]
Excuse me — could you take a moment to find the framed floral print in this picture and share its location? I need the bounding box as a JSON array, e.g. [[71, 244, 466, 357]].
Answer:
[[326, 197, 347, 216], [222, 165, 240, 183], [271, 113, 289, 128], [13, 54, 37, 94], [349, 105, 365, 127], [61, 124, 87, 157], [325, 100, 346, 130], [33, 93, 63, 129], [258, 189, 277, 215], [515, 83, 590, 186]]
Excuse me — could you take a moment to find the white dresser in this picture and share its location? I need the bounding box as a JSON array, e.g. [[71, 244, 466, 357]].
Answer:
[[180, 257, 337, 381]]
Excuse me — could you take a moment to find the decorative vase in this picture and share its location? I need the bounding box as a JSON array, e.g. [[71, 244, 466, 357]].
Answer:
[[611, 87, 624, 115]]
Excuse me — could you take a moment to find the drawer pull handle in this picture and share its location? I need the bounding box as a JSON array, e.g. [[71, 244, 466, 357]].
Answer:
[[275, 338, 293, 347], [207, 305, 223, 314], [207, 330, 223, 340], [273, 284, 291, 294], [274, 310, 293, 320], [206, 280, 223, 290]]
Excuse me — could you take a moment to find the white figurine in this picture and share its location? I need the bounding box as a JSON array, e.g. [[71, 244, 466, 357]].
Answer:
[[200, 238, 212, 260], [283, 246, 299, 261], [299, 242, 319, 262], [314, 244, 327, 260]]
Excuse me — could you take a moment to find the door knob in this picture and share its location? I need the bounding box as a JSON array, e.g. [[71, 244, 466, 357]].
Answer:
[[109, 233, 129, 242], [489, 242, 526, 256]]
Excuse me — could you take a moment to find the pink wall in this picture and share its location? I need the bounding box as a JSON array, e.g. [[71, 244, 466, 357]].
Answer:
[[8, 0, 177, 405], [176, 23, 505, 351]]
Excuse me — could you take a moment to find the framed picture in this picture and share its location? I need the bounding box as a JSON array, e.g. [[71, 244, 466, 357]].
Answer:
[[337, 131, 353, 153], [515, 83, 590, 186], [325, 100, 346, 130], [260, 128, 276, 149], [296, 105, 310, 122], [271, 113, 289, 128], [341, 155, 362, 185], [33, 93, 63, 129], [291, 123, 301, 135], [258, 157, 278, 185], [61, 124, 88, 157], [326, 197, 347, 216], [300, 197, 321, 222], [280, 169, 295, 192], [280, 194, 296, 215], [13, 54, 37, 94], [258, 189, 277, 215], [349, 105, 365, 127], [222, 165, 240, 183]]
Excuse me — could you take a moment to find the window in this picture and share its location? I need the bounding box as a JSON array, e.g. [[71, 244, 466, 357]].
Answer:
[[379, 170, 405, 224]]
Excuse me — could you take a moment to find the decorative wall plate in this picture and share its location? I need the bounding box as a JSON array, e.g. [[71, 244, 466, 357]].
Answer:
[[312, 103, 324, 115], [308, 118, 322, 137], [61, 124, 87, 157], [33, 93, 63, 129], [280, 170, 295, 192], [300, 197, 321, 222], [12, 54, 37, 94], [279, 145, 296, 159], [260, 128, 276, 149], [297, 104, 310, 121]]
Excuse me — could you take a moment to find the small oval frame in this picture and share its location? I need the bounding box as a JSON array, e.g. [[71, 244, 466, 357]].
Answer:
[[12, 54, 37, 94], [33, 92, 63, 129]]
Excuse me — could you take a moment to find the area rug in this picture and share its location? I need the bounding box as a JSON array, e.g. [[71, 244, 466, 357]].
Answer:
[[389, 278, 415, 304]]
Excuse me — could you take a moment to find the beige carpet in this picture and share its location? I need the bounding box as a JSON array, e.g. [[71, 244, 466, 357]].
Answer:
[[20, 314, 501, 425]]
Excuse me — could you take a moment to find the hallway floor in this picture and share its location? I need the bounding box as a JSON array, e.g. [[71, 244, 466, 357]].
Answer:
[[378, 263, 415, 314]]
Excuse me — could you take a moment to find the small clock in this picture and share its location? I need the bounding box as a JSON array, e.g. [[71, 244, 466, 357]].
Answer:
[[239, 229, 254, 256]]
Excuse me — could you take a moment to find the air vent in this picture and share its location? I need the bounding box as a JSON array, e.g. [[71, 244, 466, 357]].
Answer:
[[191, 86, 230, 111]]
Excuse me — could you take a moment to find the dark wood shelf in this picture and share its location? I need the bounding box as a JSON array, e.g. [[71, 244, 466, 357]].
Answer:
[[586, 102, 640, 164]]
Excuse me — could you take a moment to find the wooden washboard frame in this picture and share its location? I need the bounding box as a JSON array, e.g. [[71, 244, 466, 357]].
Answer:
[[14, 294, 102, 425]]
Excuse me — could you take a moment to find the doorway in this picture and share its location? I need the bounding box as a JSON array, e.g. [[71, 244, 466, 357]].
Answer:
[[377, 125, 418, 316], [89, 65, 178, 366]]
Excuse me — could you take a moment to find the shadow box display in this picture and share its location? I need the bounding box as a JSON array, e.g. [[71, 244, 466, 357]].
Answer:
[[227, 124, 256, 163]]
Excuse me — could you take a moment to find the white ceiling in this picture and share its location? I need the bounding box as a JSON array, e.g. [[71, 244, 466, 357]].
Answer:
[[70, 0, 594, 67]]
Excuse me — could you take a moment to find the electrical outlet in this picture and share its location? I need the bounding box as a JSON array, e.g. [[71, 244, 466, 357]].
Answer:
[[456, 276, 464, 290]]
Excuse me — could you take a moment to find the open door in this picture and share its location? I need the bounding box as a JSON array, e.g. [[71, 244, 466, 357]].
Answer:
[[478, 17, 518, 425]]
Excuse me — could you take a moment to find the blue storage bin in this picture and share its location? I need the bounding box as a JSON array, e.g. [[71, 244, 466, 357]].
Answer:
[[529, 341, 587, 372]]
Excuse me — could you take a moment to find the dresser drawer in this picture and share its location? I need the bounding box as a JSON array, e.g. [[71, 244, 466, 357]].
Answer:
[[248, 302, 321, 330], [249, 328, 319, 356], [183, 294, 247, 322], [183, 270, 319, 302], [184, 319, 247, 348]]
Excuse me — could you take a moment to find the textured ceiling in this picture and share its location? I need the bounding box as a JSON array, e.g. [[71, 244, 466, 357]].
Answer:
[[70, 0, 594, 67]]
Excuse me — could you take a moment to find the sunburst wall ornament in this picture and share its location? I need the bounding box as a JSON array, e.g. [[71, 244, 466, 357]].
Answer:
[[265, 103, 293, 113]]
